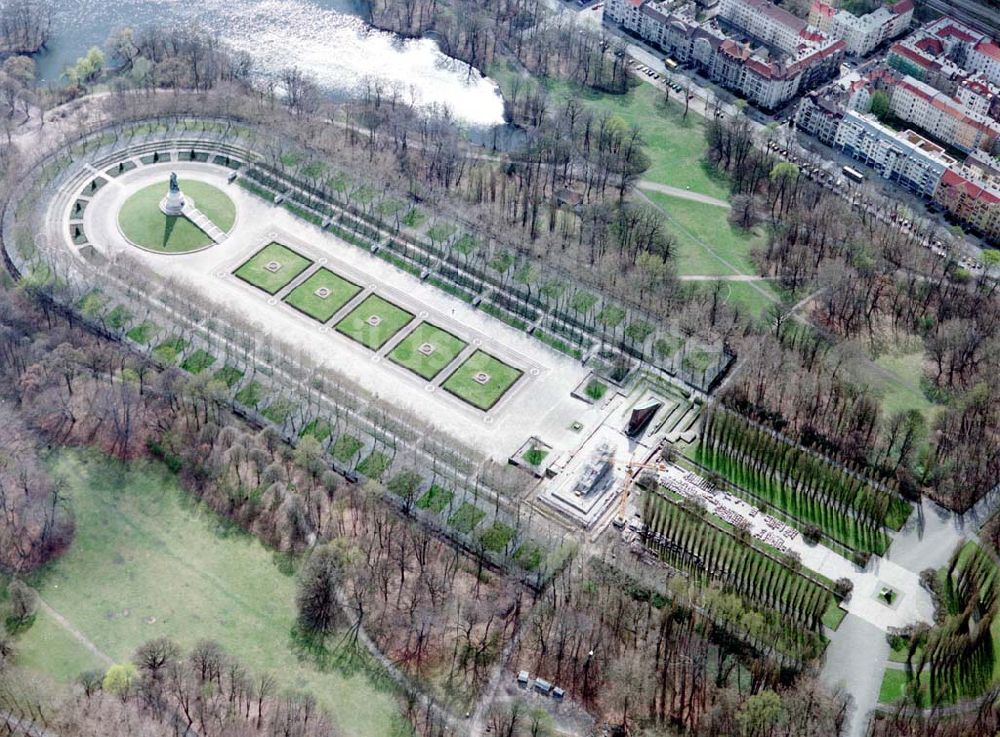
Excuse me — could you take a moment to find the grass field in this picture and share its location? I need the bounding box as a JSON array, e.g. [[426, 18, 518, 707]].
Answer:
[[284, 268, 361, 322], [335, 295, 414, 351], [442, 350, 522, 410], [417, 485, 453, 514], [118, 180, 235, 253], [180, 349, 216, 374], [22, 450, 403, 737], [331, 434, 364, 464], [234, 243, 313, 295], [388, 323, 468, 380], [521, 72, 730, 200]]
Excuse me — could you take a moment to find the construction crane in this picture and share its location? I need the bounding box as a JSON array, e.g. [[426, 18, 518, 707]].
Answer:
[[610, 456, 668, 529]]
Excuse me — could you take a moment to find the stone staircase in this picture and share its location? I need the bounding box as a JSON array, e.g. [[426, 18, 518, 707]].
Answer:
[[181, 203, 226, 243]]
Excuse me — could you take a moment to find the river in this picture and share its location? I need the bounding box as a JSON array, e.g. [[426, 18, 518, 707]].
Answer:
[[34, 0, 507, 128]]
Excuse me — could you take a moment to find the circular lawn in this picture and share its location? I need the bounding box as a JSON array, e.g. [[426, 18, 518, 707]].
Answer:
[[117, 179, 236, 253]]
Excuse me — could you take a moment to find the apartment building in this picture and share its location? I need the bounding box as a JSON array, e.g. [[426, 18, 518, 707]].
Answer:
[[934, 163, 1000, 241], [957, 75, 1000, 120], [887, 18, 984, 85], [968, 41, 1000, 87], [717, 0, 807, 53], [604, 0, 844, 108], [890, 75, 1000, 153], [834, 111, 955, 197], [809, 0, 913, 57]]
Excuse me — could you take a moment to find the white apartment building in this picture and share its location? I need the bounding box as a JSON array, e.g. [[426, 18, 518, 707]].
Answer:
[[810, 0, 913, 57], [834, 110, 955, 197], [890, 75, 1000, 153], [968, 40, 1000, 87], [717, 0, 807, 54]]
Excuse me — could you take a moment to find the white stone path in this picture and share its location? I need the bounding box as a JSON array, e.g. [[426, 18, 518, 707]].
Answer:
[[181, 201, 227, 243]]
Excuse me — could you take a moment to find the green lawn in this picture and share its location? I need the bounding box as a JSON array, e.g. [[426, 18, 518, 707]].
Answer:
[[180, 349, 216, 374], [480, 522, 515, 553], [152, 337, 186, 364], [442, 351, 522, 411], [388, 323, 468, 380], [447, 502, 486, 534], [330, 434, 364, 464], [15, 606, 103, 682], [213, 366, 244, 388], [870, 344, 940, 425], [357, 451, 391, 481], [23, 450, 403, 737], [284, 268, 361, 323], [335, 295, 414, 351], [879, 667, 911, 704], [126, 322, 157, 345], [300, 419, 333, 442], [416, 485, 453, 514], [234, 243, 313, 295], [118, 180, 235, 253], [521, 72, 730, 200]]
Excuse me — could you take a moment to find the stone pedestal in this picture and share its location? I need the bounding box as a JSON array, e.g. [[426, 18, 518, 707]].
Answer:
[[161, 188, 186, 216]]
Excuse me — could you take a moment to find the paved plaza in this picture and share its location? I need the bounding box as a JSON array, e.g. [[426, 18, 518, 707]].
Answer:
[[71, 161, 599, 460]]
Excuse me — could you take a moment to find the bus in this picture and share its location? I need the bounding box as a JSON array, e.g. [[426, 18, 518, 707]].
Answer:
[[842, 165, 864, 184], [664, 57, 679, 71]]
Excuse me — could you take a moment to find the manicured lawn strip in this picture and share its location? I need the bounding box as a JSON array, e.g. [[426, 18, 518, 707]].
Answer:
[[180, 349, 216, 374], [388, 323, 468, 380], [300, 419, 333, 442], [118, 180, 232, 253], [214, 366, 244, 387], [335, 295, 414, 351], [643, 491, 832, 659], [153, 337, 187, 364], [78, 290, 105, 317], [513, 542, 544, 571], [442, 351, 523, 411], [448, 502, 486, 534], [262, 399, 296, 425], [284, 268, 361, 323], [480, 522, 515, 553], [331, 434, 364, 464], [879, 668, 911, 704], [234, 381, 264, 408], [357, 451, 391, 480], [692, 443, 889, 556], [234, 243, 313, 295], [821, 601, 847, 631], [126, 322, 157, 345], [25, 450, 402, 737], [106, 305, 131, 330], [417, 485, 454, 514]]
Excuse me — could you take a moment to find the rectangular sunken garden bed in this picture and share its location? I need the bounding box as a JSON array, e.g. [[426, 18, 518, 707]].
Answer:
[[234, 242, 313, 295], [335, 294, 414, 351], [442, 350, 523, 411], [284, 267, 361, 322], [388, 322, 468, 380]]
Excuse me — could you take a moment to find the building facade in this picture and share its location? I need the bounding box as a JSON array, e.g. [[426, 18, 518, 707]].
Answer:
[[809, 0, 913, 57], [834, 111, 955, 197], [890, 75, 1000, 153], [604, 0, 844, 109]]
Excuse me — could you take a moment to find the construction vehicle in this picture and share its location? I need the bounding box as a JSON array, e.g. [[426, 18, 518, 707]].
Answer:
[[611, 456, 668, 529]]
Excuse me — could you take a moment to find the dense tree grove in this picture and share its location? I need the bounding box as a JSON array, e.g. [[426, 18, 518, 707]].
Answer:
[[365, 0, 630, 94], [707, 115, 999, 512]]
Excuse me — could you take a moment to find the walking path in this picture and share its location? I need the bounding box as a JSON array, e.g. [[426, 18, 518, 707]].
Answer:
[[822, 614, 890, 737], [637, 180, 731, 209], [36, 598, 113, 667]]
